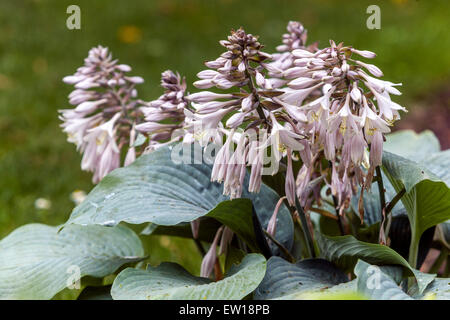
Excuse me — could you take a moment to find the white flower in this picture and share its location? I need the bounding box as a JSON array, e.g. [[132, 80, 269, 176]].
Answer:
[[186, 91, 233, 103], [261, 113, 305, 161], [136, 70, 189, 150], [34, 198, 51, 210], [70, 190, 87, 205], [81, 113, 121, 183], [285, 151, 296, 206]]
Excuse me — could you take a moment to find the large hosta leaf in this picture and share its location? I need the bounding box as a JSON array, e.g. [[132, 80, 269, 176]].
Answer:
[[0, 224, 145, 299], [111, 253, 266, 300], [317, 234, 435, 293], [254, 257, 348, 299], [295, 281, 366, 300], [354, 260, 412, 300], [382, 151, 450, 260], [67, 144, 293, 251], [420, 150, 450, 184], [144, 200, 266, 252], [141, 218, 222, 242], [383, 130, 440, 162], [355, 260, 450, 300], [317, 234, 412, 271], [409, 278, 450, 300]]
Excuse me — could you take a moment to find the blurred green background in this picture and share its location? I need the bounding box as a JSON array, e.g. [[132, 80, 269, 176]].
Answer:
[[0, 0, 449, 278]]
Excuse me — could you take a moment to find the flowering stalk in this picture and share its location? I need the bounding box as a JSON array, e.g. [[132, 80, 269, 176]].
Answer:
[[136, 70, 190, 151], [295, 193, 315, 258], [266, 21, 317, 88], [375, 165, 386, 213], [60, 46, 144, 183], [187, 27, 309, 203], [283, 39, 406, 219]]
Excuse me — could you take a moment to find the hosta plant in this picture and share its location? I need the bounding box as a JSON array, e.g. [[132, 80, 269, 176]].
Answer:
[[1, 21, 449, 300]]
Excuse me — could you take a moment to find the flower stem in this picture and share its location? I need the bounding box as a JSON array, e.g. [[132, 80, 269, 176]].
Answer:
[[264, 230, 296, 263], [243, 61, 267, 123], [294, 194, 316, 258], [375, 166, 386, 212], [408, 231, 419, 289], [214, 258, 224, 281], [385, 187, 406, 216], [328, 161, 345, 235], [331, 193, 345, 236]]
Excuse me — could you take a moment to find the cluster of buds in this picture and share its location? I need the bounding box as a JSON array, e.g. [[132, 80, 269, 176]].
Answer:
[[136, 70, 189, 151], [59, 46, 144, 183], [266, 21, 317, 88], [193, 28, 270, 90], [284, 40, 405, 212]]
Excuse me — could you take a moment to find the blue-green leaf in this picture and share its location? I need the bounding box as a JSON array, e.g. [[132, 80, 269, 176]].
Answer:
[[254, 256, 348, 299], [0, 224, 144, 299], [111, 253, 266, 300], [67, 143, 294, 252]]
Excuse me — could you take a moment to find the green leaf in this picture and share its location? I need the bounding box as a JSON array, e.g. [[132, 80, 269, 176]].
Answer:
[[354, 261, 449, 300], [382, 151, 450, 267], [67, 143, 294, 252], [132, 133, 147, 147], [148, 199, 278, 253], [207, 199, 260, 252], [110, 253, 266, 300], [0, 224, 145, 299], [384, 130, 440, 162], [420, 150, 450, 185], [409, 278, 450, 300], [355, 260, 413, 300], [382, 150, 450, 234], [224, 247, 246, 273], [297, 281, 366, 300], [317, 234, 435, 293], [317, 234, 410, 271], [254, 257, 348, 299], [141, 219, 221, 242]]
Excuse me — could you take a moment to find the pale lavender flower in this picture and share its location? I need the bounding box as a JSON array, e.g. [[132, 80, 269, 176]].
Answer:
[[60, 45, 144, 183], [190, 219, 200, 239], [247, 139, 265, 193], [187, 27, 312, 203], [219, 227, 234, 255], [124, 124, 137, 166], [283, 40, 406, 210], [266, 21, 317, 87], [200, 226, 224, 278], [136, 70, 189, 151], [296, 164, 313, 205], [267, 196, 287, 237], [261, 113, 305, 162], [81, 112, 121, 182], [285, 151, 296, 206]]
